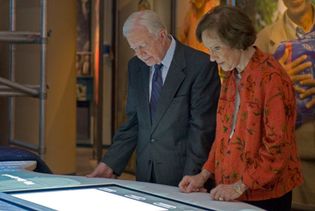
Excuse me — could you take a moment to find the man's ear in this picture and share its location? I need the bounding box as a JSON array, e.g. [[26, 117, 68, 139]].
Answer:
[[159, 29, 167, 38]]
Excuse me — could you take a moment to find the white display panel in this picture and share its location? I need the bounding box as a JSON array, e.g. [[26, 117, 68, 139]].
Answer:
[[13, 188, 167, 211]]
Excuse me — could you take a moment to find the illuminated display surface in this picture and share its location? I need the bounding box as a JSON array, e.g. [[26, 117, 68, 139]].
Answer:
[[0, 171, 263, 211], [10, 185, 212, 211]]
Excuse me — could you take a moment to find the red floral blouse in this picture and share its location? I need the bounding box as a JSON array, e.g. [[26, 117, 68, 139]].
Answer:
[[203, 48, 303, 201]]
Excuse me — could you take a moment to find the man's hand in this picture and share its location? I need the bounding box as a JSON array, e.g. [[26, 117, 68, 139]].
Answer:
[[86, 162, 117, 178], [278, 48, 312, 83], [278, 47, 314, 108], [300, 78, 315, 108]]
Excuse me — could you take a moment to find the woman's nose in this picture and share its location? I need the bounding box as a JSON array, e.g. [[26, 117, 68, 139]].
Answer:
[[209, 53, 217, 62]]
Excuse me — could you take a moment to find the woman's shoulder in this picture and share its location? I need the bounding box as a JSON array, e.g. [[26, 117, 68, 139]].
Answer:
[[246, 48, 290, 83]]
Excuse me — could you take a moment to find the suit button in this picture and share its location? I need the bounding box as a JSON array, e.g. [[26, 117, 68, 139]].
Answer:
[[150, 139, 155, 143]]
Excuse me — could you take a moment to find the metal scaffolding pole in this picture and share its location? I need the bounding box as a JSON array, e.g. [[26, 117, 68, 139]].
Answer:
[[0, 0, 48, 160], [8, 0, 16, 146], [39, 0, 47, 159]]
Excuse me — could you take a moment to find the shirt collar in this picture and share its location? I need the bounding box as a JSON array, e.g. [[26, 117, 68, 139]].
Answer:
[[160, 35, 176, 69], [284, 11, 299, 35]]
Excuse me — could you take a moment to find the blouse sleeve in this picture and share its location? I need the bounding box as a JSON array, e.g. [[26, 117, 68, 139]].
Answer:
[[202, 138, 217, 174]]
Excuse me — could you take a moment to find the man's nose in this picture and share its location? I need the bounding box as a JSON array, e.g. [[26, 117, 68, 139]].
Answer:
[[135, 48, 145, 57]]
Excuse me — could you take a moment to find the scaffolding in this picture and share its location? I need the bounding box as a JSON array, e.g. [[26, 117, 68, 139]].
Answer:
[[0, 0, 48, 159]]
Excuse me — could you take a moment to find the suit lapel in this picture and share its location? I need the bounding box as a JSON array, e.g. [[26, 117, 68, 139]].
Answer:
[[269, 14, 289, 53], [151, 43, 186, 132]]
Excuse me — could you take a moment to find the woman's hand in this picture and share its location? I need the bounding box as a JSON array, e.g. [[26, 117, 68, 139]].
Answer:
[[209, 180, 247, 201], [178, 169, 210, 193]]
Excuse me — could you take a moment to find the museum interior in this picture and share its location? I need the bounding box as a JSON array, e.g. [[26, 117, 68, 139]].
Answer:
[[0, 0, 314, 210]]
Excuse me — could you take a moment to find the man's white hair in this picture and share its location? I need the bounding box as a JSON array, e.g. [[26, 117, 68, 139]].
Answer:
[[122, 10, 166, 37]]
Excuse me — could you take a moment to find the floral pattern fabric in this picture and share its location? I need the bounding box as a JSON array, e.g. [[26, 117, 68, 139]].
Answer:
[[203, 48, 303, 201]]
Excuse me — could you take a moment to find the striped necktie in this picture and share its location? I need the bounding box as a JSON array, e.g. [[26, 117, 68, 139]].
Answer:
[[150, 64, 163, 122]]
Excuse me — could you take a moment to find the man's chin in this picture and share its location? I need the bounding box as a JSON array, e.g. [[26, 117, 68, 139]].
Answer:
[[138, 57, 156, 66], [143, 60, 155, 66]]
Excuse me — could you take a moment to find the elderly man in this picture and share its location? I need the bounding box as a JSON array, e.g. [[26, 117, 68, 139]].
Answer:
[[87, 10, 220, 186]]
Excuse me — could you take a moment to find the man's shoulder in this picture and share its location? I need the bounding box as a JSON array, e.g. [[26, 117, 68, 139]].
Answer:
[[128, 56, 141, 64], [178, 41, 207, 54], [257, 22, 279, 40], [258, 12, 285, 36], [256, 16, 285, 53], [177, 41, 209, 61], [127, 57, 148, 76], [128, 56, 146, 69]]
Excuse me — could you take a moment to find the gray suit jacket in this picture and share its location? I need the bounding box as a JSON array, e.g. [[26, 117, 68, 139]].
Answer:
[[103, 41, 220, 186]]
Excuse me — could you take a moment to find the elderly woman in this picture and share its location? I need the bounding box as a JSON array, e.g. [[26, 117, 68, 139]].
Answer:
[[178, 6, 303, 211]]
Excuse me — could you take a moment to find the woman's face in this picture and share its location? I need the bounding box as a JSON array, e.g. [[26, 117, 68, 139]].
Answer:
[[201, 30, 241, 72]]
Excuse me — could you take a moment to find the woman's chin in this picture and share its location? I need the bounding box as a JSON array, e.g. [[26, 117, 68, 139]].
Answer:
[[219, 66, 233, 72]]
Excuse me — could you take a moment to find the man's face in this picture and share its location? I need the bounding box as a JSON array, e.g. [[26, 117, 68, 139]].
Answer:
[[283, 0, 311, 15], [191, 0, 207, 9], [126, 26, 165, 66]]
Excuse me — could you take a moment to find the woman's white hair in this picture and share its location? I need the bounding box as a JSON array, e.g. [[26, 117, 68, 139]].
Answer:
[[122, 10, 166, 37]]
